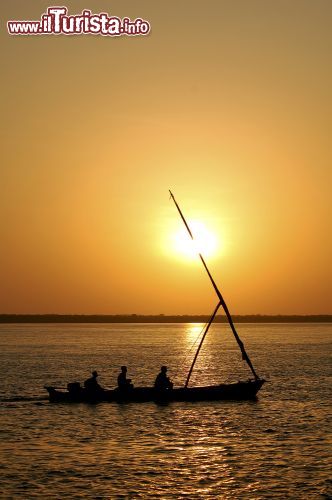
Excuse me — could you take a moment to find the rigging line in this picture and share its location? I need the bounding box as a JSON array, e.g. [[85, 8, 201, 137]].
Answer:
[[178, 318, 211, 384], [181, 322, 209, 366], [185, 301, 222, 388], [187, 322, 208, 353], [173, 322, 207, 380], [169, 190, 260, 381], [181, 317, 221, 380]]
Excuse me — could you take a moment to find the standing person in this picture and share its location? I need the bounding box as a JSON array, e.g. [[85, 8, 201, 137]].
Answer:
[[154, 366, 173, 390], [117, 366, 133, 390], [84, 370, 103, 392]]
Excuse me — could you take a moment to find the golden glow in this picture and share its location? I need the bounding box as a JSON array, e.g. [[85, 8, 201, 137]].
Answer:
[[171, 220, 218, 261], [186, 324, 205, 342], [0, 2, 330, 315]]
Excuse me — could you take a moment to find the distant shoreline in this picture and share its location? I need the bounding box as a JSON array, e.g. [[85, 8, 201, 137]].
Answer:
[[0, 314, 331, 323]]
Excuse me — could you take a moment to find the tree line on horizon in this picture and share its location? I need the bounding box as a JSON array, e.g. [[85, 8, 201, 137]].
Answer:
[[0, 314, 331, 323]]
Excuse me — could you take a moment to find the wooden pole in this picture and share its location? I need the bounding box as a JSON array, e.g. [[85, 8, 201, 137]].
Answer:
[[169, 190, 259, 381], [185, 301, 222, 388]]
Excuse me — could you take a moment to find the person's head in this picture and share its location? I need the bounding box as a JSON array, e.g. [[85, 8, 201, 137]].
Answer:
[[161, 366, 167, 373], [121, 366, 127, 373], [92, 370, 98, 378]]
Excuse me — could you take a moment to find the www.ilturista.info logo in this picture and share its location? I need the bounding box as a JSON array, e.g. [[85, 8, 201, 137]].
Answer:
[[7, 6, 151, 36]]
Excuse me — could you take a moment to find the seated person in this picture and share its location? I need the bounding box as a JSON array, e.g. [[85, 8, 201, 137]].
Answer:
[[154, 366, 173, 390], [117, 366, 133, 390], [84, 370, 103, 392]]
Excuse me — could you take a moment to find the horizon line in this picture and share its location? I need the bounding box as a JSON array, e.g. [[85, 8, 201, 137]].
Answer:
[[0, 313, 331, 323]]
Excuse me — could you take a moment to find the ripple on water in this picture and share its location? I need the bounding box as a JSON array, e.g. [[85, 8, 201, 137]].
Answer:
[[0, 323, 331, 498]]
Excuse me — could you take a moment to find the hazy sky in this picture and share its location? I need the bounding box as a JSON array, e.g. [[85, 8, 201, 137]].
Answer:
[[1, 1, 331, 315]]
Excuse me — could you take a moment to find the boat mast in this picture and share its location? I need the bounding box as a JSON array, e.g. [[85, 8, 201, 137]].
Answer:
[[169, 190, 259, 381]]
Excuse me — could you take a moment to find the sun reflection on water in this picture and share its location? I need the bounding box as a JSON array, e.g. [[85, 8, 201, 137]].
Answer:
[[185, 324, 206, 343]]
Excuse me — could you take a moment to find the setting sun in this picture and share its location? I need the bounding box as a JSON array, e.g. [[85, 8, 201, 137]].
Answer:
[[1, 1, 330, 318], [172, 220, 218, 261]]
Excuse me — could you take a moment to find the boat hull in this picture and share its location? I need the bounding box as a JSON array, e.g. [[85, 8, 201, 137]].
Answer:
[[45, 379, 265, 404]]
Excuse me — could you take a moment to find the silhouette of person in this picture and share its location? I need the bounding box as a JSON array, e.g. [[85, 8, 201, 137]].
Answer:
[[154, 366, 173, 390], [84, 370, 103, 392], [117, 366, 133, 391]]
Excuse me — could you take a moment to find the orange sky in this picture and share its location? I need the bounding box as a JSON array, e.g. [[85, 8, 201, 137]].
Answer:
[[1, 1, 331, 315]]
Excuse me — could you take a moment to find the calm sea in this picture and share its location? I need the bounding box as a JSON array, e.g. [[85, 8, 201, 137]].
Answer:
[[0, 323, 331, 499]]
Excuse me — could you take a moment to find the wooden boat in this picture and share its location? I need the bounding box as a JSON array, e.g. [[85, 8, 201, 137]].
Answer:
[[45, 191, 265, 404], [45, 380, 264, 403]]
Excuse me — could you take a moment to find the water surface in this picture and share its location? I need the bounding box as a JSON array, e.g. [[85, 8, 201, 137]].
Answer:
[[0, 323, 331, 498]]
